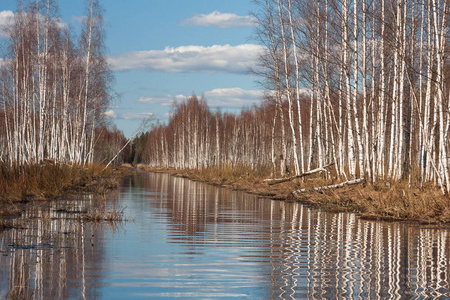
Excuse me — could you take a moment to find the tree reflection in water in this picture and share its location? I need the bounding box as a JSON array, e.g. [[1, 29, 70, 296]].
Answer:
[[0, 197, 108, 299], [141, 173, 450, 299]]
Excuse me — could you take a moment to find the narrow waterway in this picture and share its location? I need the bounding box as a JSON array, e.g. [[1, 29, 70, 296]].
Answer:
[[0, 172, 449, 299]]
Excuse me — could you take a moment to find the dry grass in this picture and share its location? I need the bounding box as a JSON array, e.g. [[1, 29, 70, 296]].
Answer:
[[355, 181, 450, 223], [83, 200, 125, 223], [0, 162, 126, 201], [83, 207, 125, 222], [0, 162, 131, 220], [174, 165, 272, 187]]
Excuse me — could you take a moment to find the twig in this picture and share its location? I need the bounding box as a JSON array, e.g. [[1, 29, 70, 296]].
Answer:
[[103, 116, 153, 170], [293, 177, 364, 194], [264, 163, 335, 186]]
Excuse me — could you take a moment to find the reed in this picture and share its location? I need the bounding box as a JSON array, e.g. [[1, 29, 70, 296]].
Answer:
[[83, 204, 125, 223]]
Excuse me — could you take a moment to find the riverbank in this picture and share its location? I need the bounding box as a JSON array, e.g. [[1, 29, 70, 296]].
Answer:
[[0, 162, 132, 229], [141, 165, 450, 225]]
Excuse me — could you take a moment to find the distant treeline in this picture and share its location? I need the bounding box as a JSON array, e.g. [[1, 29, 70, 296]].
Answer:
[[141, 95, 279, 172], [143, 0, 450, 194]]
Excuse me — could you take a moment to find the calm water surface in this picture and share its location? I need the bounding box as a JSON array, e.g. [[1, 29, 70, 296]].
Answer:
[[1, 172, 450, 299]]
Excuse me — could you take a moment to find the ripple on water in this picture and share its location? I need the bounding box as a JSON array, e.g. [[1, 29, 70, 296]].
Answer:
[[0, 173, 450, 299]]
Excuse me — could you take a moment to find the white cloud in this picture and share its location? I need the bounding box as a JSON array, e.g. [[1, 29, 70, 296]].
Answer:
[[0, 10, 67, 38], [137, 94, 185, 106], [180, 11, 256, 28], [137, 88, 263, 109], [204, 88, 262, 108], [71, 16, 87, 23], [121, 112, 154, 120], [0, 11, 14, 38], [108, 44, 263, 74], [103, 109, 117, 118], [54, 17, 67, 30]]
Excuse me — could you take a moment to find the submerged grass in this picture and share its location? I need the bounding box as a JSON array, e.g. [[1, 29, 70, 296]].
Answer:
[[83, 202, 126, 223], [146, 165, 450, 225]]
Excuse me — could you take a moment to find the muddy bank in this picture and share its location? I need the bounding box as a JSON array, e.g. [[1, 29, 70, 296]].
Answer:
[[140, 165, 450, 226]]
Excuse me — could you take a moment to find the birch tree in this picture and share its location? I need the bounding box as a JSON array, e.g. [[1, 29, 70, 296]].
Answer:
[[0, 0, 112, 166]]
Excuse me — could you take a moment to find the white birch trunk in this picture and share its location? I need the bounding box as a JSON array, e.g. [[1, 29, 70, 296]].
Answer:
[[277, 0, 300, 175], [343, 0, 356, 177], [287, 0, 305, 173], [362, 0, 371, 180], [377, 0, 386, 179], [352, 0, 364, 177]]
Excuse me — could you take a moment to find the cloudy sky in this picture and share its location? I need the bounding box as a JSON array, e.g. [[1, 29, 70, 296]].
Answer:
[[1, 0, 262, 137]]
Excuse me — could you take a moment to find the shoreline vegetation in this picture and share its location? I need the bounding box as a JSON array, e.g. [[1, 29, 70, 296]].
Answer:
[[139, 165, 450, 226], [1, 161, 448, 233], [0, 162, 131, 230]]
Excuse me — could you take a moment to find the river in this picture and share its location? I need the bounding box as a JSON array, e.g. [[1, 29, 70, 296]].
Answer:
[[0, 172, 449, 299]]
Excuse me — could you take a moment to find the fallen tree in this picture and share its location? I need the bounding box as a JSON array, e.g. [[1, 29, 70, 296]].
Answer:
[[264, 163, 335, 186], [292, 178, 365, 195]]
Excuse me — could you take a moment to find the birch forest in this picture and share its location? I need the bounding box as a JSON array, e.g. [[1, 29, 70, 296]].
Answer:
[[143, 0, 450, 193], [0, 0, 112, 166]]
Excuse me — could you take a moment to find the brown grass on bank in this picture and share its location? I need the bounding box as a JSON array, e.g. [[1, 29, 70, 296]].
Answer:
[[0, 162, 133, 222], [293, 179, 450, 223], [180, 164, 271, 186], [145, 165, 450, 225]]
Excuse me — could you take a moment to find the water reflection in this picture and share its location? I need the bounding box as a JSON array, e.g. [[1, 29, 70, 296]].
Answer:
[[0, 172, 449, 299], [270, 210, 450, 299], [136, 173, 450, 299], [0, 197, 107, 299]]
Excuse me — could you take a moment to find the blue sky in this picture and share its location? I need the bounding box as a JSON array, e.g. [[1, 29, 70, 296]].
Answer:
[[1, 0, 262, 137]]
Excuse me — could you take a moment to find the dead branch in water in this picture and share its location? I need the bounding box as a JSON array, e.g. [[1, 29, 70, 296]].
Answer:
[[264, 163, 335, 186], [292, 177, 364, 194]]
